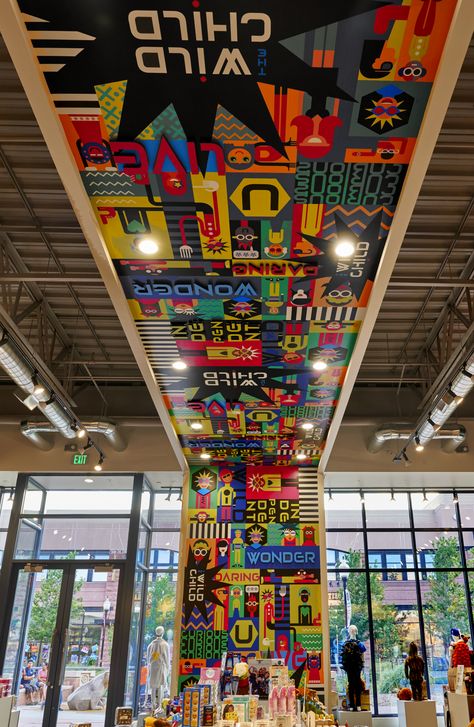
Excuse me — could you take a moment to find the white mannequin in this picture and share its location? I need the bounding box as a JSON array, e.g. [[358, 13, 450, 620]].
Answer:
[[147, 626, 170, 713], [348, 624, 358, 640]]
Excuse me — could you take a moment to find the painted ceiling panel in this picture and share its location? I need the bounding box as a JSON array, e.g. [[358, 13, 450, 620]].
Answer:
[[13, 0, 457, 465]]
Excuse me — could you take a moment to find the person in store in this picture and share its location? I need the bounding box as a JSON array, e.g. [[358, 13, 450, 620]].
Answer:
[[404, 642, 425, 701], [21, 659, 39, 704]]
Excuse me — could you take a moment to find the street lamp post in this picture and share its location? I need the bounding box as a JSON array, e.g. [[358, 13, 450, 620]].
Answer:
[[99, 598, 111, 667]]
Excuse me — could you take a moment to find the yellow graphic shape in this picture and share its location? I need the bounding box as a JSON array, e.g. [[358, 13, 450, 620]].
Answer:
[[230, 179, 290, 218]]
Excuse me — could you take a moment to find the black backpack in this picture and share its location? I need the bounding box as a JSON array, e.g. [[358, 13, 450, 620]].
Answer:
[[341, 639, 364, 671]]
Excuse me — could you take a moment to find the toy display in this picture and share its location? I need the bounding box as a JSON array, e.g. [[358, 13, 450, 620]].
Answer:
[[404, 642, 425, 702]]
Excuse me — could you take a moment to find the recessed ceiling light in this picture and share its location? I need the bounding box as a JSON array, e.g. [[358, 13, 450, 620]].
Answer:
[[301, 422, 314, 431], [77, 427, 87, 439], [335, 239, 355, 258], [296, 453, 307, 460], [84, 478, 94, 484], [200, 451, 211, 460], [190, 422, 203, 430], [313, 361, 327, 371], [415, 444, 424, 452], [172, 360, 187, 370], [137, 237, 159, 255]]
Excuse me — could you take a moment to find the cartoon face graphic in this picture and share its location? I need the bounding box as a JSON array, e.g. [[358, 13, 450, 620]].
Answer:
[[264, 241, 286, 258], [226, 146, 254, 169], [324, 284, 353, 306], [220, 469, 233, 485], [233, 225, 258, 249], [398, 60, 426, 80], [192, 539, 210, 563], [217, 539, 229, 557], [282, 526, 297, 543], [248, 527, 264, 545], [299, 587, 310, 603], [196, 511, 208, 523]]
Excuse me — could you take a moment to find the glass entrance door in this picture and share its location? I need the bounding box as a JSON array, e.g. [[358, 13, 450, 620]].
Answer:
[[2, 563, 121, 727]]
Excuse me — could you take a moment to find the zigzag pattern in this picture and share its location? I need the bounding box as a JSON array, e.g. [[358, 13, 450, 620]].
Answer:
[[213, 106, 259, 142], [84, 172, 134, 196]]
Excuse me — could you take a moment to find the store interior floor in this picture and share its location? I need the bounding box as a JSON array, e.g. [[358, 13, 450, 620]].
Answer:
[[18, 705, 105, 726]]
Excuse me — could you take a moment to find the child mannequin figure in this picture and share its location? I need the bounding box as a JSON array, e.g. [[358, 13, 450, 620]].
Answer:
[[404, 642, 424, 701]]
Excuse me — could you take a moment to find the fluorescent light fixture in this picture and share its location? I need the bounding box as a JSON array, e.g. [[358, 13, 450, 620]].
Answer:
[[137, 237, 159, 255], [172, 360, 187, 370], [335, 239, 355, 258], [313, 360, 327, 371]]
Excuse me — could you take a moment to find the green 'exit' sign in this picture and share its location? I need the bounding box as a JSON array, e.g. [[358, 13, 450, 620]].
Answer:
[[72, 453, 88, 465]]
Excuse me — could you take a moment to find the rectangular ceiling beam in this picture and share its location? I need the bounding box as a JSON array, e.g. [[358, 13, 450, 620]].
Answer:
[[388, 277, 474, 288], [0, 274, 103, 283]]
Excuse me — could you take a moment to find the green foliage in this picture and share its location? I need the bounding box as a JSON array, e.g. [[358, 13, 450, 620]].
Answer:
[[377, 663, 407, 694], [424, 536, 471, 652], [28, 557, 84, 647], [144, 573, 176, 646]]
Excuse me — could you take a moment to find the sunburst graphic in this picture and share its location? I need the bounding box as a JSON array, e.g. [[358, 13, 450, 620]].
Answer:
[[196, 470, 213, 489], [248, 473, 266, 493], [203, 239, 228, 255], [229, 301, 257, 319], [20, 0, 382, 158], [365, 96, 404, 130], [233, 345, 259, 361]]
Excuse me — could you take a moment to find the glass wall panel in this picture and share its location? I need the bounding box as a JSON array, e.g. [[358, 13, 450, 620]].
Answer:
[[326, 532, 365, 567], [325, 493, 363, 529], [328, 570, 374, 711], [420, 570, 469, 712], [364, 492, 410, 529], [411, 492, 457, 529], [15, 518, 130, 559], [371, 571, 420, 714], [366, 531, 413, 569], [415, 532, 462, 568]]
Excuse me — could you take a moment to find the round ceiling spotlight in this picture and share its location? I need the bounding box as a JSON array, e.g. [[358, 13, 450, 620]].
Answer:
[[200, 451, 211, 460], [296, 453, 307, 461], [335, 239, 355, 258], [137, 237, 159, 255], [313, 360, 328, 371], [301, 422, 314, 431], [172, 360, 187, 370], [190, 422, 203, 430], [76, 426, 87, 439]]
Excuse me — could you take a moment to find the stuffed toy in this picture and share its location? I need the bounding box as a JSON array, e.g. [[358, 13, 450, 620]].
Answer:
[[452, 635, 471, 668], [397, 687, 412, 701]]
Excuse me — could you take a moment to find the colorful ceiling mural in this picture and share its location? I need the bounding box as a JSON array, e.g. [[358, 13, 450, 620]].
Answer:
[[16, 0, 457, 466]]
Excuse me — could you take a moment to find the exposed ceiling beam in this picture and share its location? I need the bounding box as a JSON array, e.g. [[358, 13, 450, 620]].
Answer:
[[0, 274, 103, 283], [388, 277, 474, 288]]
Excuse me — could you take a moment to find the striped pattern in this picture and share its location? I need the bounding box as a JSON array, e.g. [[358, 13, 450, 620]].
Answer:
[[298, 467, 319, 522], [135, 321, 180, 365], [189, 522, 231, 540], [286, 306, 363, 322]]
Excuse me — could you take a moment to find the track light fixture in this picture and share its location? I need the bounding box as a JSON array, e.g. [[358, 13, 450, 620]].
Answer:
[[177, 491, 182, 502], [8, 488, 14, 502], [94, 454, 104, 472], [165, 488, 172, 501], [328, 489, 333, 501], [360, 490, 365, 504], [422, 489, 428, 502], [453, 491, 459, 504], [390, 489, 395, 501]]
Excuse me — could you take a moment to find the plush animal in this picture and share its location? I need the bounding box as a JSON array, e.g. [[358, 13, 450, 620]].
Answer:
[[397, 687, 412, 701], [452, 635, 471, 668]]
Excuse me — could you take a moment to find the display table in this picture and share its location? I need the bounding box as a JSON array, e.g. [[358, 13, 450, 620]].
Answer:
[[397, 699, 437, 727], [447, 691, 474, 727], [336, 710, 372, 726]]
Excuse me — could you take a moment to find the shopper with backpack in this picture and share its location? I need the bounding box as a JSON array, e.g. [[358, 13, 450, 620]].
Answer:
[[341, 624, 366, 712]]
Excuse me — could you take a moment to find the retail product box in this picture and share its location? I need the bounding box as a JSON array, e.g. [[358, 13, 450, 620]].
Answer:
[[68, 723, 92, 727], [447, 691, 474, 727], [182, 685, 212, 727], [115, 706, 133, 725], [397, 699, 437, 727]]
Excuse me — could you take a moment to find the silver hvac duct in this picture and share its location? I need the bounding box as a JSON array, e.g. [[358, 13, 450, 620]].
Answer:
[[0, 337, 36, 393], [368, 422, 466, 454], [21, 420, 127, 451]]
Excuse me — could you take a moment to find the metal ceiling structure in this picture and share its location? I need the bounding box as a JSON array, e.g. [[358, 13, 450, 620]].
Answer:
[[0, 35, 150, 416], [0, 21, 473, 463], [357, 39, 474, 395]]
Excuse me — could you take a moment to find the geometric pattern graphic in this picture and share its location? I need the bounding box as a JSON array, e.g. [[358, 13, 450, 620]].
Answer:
[[17, 0, 457, 467], [180, 464, 324, 690]]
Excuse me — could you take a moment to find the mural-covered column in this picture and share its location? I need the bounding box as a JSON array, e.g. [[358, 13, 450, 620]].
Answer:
[[175, 465, 328, 701]]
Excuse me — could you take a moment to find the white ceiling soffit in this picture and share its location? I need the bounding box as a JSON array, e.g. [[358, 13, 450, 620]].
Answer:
[[1, 1, 473, 477], [320, 0, 474, 473], [0, 0, 187, 475], [325, 470, 474, 491]]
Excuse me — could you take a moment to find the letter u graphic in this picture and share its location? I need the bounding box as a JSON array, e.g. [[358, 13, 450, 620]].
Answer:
[[235, 623, 255, 645]]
